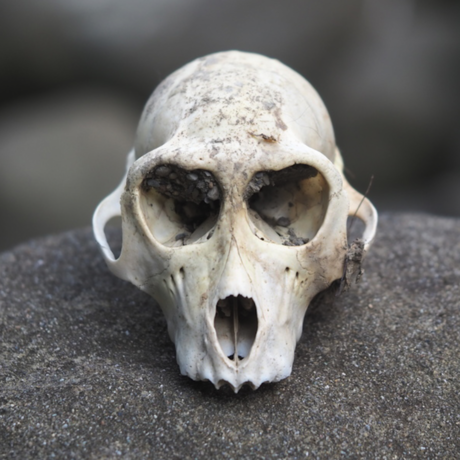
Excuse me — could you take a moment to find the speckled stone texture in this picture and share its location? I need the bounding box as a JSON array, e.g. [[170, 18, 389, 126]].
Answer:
[[1, 213, 459, 459]]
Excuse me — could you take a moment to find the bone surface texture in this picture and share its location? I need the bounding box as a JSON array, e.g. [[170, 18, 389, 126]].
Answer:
[[93, 51, 377, 392]]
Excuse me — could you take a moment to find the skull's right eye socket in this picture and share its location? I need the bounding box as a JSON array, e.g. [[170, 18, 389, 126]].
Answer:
[[246, 164, 329, 245], [139, 164, 221, 247]]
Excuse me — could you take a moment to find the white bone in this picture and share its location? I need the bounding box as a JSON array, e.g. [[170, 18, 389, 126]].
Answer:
[[93, 51, 378, 392]]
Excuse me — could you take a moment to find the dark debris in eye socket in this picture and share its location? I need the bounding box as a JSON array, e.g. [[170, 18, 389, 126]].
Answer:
[[244, 164, 318, 200], [283, 228, 310, 246], [245, 172, 271, 198], [270, 164, 318, 186], [142, 164, 221, 204]]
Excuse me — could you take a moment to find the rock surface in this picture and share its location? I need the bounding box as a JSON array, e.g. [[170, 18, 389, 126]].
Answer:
[[1, 213, 459, 459]]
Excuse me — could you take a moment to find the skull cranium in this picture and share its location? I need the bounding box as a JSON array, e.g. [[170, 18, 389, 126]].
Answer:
[[93, 51, 377, 392]]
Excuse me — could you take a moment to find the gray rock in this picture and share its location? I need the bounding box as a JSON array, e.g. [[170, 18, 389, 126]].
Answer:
[[0, 213, 459, 459]]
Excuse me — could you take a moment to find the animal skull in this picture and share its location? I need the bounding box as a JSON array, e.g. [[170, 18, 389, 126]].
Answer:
[[93, 51, 377, 392]]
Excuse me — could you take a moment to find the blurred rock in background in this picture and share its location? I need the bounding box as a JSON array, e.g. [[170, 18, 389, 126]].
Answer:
[[0, 0, 459, 252]]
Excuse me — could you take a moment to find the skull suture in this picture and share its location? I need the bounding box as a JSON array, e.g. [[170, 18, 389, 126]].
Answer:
[[93, 51, 378, 392]]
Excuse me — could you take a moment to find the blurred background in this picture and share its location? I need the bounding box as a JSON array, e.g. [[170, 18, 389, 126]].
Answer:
[[0, 0, 459, 252]]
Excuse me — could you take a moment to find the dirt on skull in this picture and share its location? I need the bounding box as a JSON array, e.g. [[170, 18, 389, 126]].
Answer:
[[142, 164, 221, 204]]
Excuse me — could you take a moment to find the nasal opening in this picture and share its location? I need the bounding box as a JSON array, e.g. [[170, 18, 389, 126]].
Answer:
[[214, 295, 258, 362]]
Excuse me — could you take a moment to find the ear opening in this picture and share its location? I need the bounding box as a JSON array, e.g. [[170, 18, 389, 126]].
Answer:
[[346, 215, 365, 242], [104, 216, 122, 259], [343, 177, 378, 251], [92, 150, 135, 262]]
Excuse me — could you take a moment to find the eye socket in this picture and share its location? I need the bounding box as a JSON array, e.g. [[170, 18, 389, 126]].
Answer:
[[246, 164, 329, 245], [140, 164, 221, 246]]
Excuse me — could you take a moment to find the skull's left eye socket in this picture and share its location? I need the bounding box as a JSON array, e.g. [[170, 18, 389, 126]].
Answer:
[[140, 164, 221, 247], [246, 164, 329, 245]]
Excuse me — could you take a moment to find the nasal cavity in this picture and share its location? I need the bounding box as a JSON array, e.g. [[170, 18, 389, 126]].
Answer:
[[214, 295, 258, 362]]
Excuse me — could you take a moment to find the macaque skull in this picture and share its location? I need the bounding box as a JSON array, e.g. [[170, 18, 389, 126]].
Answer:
[[93, 51, 377, 392]]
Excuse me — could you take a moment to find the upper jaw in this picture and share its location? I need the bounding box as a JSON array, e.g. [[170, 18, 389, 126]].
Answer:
[[173, 287, 299, 393]]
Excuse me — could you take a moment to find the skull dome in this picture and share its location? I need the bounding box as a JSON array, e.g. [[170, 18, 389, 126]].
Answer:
[[93, 51, 377, 392]]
